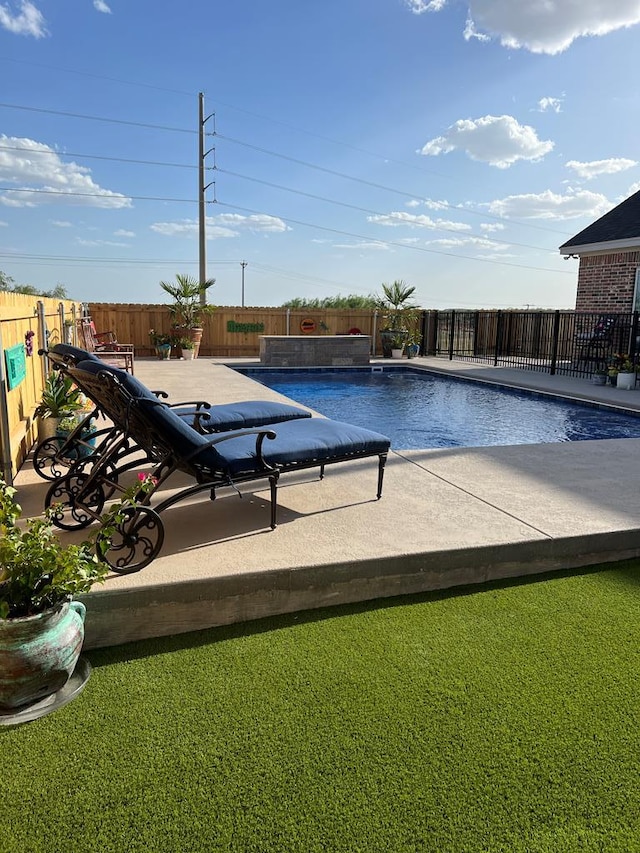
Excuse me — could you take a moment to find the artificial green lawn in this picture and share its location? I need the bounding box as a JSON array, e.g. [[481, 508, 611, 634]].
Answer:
[[2, 562, 640, 853]]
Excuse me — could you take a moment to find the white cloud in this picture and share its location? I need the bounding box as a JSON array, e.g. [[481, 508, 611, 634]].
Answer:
[[426, 235, 510, 251], [0, 0, 46, 37], [0, 220, 7, 226], [332, 241, 391, 251], [405, 0, 446, 12], [463, 16, 490, 43], [50, 219, 73, 227], [480, 222, 506, 233], [538, 96, 563, 113], [367, 211, 471, 231], [0, 135, 131, 208], [114, 229, 135, 237], [420, 115, 553, 168], [150, 213, 289, 239], [76, 238, 129, 247], [625, 181, 640, 197], [93, 0, 111, 12], [406, 0, 640, 55], [487, 188, 612, 220], [565, 158, 637, 179]]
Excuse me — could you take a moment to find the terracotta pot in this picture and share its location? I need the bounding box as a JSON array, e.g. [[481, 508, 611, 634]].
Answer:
[[0, 601, 86, 710], [188, 327, 203, 358]]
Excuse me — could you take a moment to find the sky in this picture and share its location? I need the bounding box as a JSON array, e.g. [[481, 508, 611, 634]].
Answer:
[[1, 1, 640, 310]]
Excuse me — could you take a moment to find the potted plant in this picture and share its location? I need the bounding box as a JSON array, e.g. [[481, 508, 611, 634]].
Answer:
[[0, 478, 108, 710], [592, 366, 608, 386], [159, 273, 216, 358], [405, 332, 422, 359], [149, 330, 172, 359], [180, 338, 195, 360], [390, 333, 406, 359], [377, 280, 418, 358], [613, 354, 636, 390], [34, 371, 84, 442], [56, 414, 98, 460]]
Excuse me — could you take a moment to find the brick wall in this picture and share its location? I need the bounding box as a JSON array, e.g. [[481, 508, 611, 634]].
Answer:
[[575, 250, 640, 312]]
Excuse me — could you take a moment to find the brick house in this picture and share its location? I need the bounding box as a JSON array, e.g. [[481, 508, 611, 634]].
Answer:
[[559, 189, 640, 313]]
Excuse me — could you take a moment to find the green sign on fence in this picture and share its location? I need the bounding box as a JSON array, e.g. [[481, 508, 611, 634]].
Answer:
[[4, 344, 27, 390], [227, 320, 265, 334]]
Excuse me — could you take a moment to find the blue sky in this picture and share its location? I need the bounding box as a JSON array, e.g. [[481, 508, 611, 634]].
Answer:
[[1, 1, 640, 310]]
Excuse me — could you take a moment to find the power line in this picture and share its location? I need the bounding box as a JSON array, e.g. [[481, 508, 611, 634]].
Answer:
[[216, 201, 574, 276], [215, 132, 574, 237], [218, 166, 560, 254], [0, 56, 195, 97], [0, 101, 202, 135], [0, 186, 205, 204], [0, 143, 201, 171]]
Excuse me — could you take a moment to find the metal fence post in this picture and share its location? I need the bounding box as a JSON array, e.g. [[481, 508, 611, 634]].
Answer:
[[448, 310, 456, 360], [549, 310, 561, 375], [493, 311, 502, 366]]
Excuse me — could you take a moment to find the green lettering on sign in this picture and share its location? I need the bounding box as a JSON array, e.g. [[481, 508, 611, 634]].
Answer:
[[227, 321, 265, 334]]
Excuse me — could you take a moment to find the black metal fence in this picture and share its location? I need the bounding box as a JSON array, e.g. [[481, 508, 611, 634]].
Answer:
[[429, 310, 640, 378]]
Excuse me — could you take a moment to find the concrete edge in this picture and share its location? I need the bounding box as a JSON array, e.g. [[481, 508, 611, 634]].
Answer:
[[80, 528, 640, 649]]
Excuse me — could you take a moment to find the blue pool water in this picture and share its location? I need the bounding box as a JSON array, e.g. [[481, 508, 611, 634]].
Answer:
[[236, 368, 640, 450]]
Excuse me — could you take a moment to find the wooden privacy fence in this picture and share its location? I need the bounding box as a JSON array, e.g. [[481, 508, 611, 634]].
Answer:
[[88, 304, 391, 357], [0, 293, 82, 480]]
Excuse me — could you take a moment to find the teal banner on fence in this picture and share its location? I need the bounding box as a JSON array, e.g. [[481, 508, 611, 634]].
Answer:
[[4, 344, 26, 390]]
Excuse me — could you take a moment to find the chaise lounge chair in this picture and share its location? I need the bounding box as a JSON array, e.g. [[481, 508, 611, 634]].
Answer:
[[45, 358, 391, 574], [33, 343, 313, 480]]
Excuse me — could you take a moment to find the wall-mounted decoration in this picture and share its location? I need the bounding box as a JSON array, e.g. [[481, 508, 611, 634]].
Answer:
[[25, 329, 35, 356], [5, 344, 27, 390], [226, 320, 265, 333]]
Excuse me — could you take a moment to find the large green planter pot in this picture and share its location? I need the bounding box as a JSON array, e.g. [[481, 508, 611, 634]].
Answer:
[[0, 600, 86, 710]]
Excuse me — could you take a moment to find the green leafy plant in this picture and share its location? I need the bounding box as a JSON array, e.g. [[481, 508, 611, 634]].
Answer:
[[377, 280, 418, 331], [34, 371, 84, 420], [0, 474, 157, 619], [160, 274, 216, 330], [149, 329, 171, 346], [0, 480, 106, 619]]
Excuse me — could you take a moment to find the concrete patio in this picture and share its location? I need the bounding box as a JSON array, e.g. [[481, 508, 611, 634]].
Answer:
[[14, 356, 640, 649]]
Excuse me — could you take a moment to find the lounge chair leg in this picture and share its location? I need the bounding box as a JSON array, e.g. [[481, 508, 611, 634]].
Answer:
[[377, 453, 388, 500], [319, 463, 325, 480], [269, 473, 278, 529]]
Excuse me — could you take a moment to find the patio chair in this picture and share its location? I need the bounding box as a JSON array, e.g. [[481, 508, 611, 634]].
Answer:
[[32, 344, 312, 481], [44, 358, 390, 574], [76, 318, 135, 374], [574, 315, 617, 372]]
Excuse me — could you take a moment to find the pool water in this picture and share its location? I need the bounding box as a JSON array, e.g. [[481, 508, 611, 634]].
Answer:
[[237, 368, 640, 450]]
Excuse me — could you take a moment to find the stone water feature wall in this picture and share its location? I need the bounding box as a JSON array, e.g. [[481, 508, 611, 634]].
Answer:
[[259, 335, 371, 367]]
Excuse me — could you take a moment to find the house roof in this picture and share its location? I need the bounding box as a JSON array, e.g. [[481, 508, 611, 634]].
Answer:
[[559, 189, 640, 253]]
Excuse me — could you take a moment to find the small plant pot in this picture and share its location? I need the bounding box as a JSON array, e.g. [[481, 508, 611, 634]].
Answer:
[[616, 371, 635, 390], [156, 344, 171, 360], [0, 601, 86, 710], [592, 374, 607, 386], [182, 348, 195, 360], [391, 348, 404, 359]]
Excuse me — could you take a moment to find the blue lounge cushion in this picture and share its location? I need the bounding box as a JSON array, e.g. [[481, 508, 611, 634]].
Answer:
[[73, 359, 310, 432], [194, 400, 311, 432], [207, 417, 391, 477]]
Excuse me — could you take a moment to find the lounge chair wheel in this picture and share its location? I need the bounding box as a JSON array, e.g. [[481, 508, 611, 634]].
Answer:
[[33, 436, 75, 481], [95, 506, 164, 574], [45, 473, 106, 530]]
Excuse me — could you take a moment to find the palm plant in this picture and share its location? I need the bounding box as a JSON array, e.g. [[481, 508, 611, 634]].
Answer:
[[159, 274, 216, 329]]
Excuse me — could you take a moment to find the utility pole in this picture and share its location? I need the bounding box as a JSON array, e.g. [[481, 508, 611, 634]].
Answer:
[[198, 92, 215, 305], [241, 261, 247, 308]]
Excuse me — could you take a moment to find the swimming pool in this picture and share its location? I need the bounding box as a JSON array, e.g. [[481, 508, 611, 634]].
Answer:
[[234, 367, 640, 450]]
